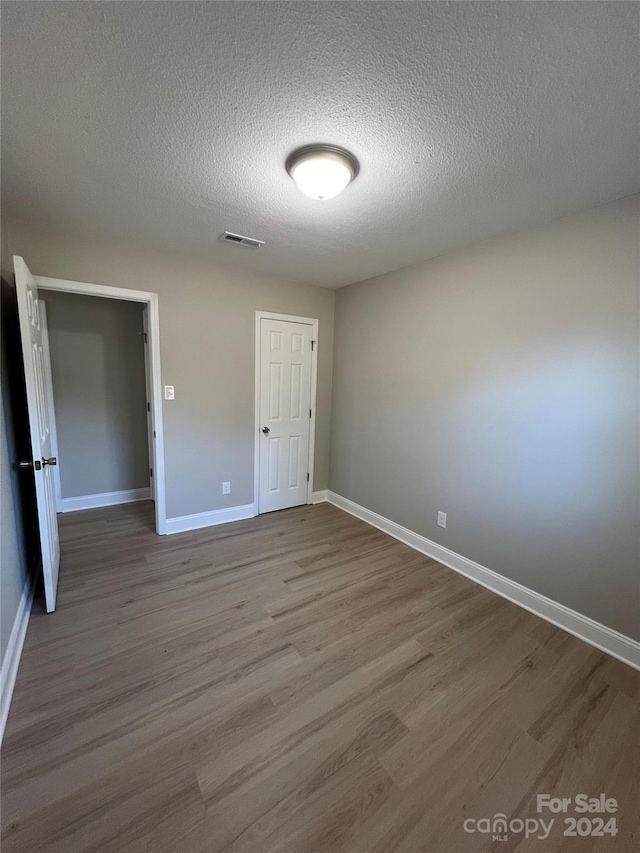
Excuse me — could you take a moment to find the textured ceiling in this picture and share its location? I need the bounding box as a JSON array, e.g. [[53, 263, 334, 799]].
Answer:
[[2, 1, 638, 288]]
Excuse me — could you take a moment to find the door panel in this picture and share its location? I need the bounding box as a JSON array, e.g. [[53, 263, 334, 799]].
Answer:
[[40, 303, 62, 511], [259, 318, 312, 513], [14, 256, 61, 612]]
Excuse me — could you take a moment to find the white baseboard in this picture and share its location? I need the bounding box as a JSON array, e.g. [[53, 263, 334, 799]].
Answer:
[[60, 487, 151, 513], [312, 490, 328, 504], [1, 571, 36, 744], [326, 491, 640, 671], [165, 503, 255, 535]]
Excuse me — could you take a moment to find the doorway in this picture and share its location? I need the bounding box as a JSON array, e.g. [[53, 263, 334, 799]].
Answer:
[[254, 311, 318, 514], [42, 291, 152, 513], [35, 273, 166, 535], [15, 258, 167, 612]]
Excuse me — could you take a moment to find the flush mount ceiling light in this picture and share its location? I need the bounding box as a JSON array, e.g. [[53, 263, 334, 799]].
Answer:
[[286, 144, 359, 201]]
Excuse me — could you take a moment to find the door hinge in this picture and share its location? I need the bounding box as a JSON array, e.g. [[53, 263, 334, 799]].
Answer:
[[143, 332, 148, 343], [311, 340, 316, 351], [307, 472, 310, 482], [309, 408, 312, 419], [147, 402, 150, 412], [153, 430, 156, 438], [150, 467, 153, 477]]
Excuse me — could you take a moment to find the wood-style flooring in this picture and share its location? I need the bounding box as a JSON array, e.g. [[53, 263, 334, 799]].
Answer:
[[1, 501, 638, 852]]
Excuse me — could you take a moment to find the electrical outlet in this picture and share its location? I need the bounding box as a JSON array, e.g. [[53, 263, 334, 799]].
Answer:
[[437, 511, 447, 529], [222, 481, 231, 495], [164, 385, 175, 401]]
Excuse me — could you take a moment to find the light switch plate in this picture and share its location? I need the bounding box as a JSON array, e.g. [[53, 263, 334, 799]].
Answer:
[[437, 511, 447, 529], [164, 385, 175, 400]]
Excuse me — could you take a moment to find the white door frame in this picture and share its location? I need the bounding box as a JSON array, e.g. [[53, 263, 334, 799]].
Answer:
[[34, 275, 167, 535], [141, 307, 157, 504], [254, 310, 318, 513]]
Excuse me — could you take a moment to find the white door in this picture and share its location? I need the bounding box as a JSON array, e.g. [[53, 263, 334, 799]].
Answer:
[[40, 301, 62, 512], [258, 317, 313, 513], [14, 256, 61, 612]]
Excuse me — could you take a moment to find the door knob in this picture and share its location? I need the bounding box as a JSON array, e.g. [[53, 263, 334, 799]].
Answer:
[[262, 427, 270, 434], [42, 457, 57, 466], [20, 459, 42, 470]]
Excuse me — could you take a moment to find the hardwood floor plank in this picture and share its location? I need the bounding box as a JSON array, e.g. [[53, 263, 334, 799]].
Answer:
[[202, 710, 407, 852], [1, 501, 637, 852]]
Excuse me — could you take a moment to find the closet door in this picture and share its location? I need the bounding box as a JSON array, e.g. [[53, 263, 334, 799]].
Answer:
[[258, 317, 313, 513]]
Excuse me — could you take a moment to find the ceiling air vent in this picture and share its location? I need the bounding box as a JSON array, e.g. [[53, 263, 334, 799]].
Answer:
[[219, 231, 265, 249]]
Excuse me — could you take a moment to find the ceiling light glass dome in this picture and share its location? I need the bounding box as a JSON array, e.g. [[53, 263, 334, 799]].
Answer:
[[286, 145, 359, 201]]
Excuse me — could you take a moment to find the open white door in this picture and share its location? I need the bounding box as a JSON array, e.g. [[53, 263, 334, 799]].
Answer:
[[39, 301, 62, 512], [14, 256, 61, 612]]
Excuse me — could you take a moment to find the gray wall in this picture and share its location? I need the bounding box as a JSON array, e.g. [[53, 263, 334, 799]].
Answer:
[[0, 389, 26, 662], [0, 374, 26, 661], [44, 291, 149, 499], [330, 195, 640, 640], [5, 224, 335, 519], [1, 228, 37, 665]]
